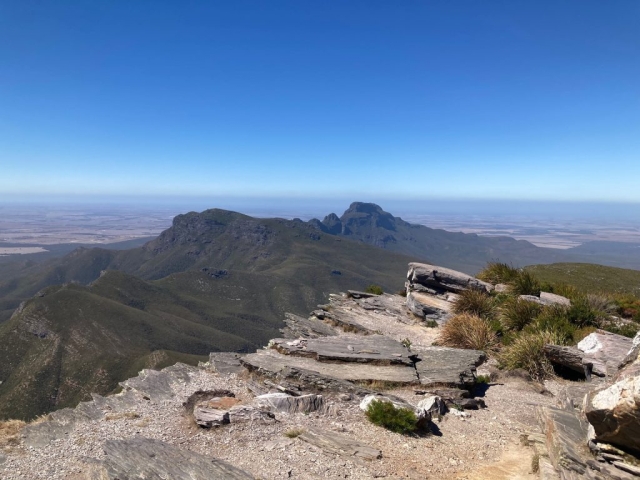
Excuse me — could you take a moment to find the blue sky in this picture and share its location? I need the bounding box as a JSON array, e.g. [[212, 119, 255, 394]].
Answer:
[[1, 1, 639, 203]]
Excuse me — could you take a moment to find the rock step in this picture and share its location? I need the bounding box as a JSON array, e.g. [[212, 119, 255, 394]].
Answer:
[[241, 348, 419, 384], [281, 313, 339, 339], [269, 335, 415, 366]]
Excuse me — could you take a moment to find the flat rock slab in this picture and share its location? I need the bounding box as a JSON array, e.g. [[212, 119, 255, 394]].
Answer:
[[578, 331, 633, 377], [98, 437, 254, 479], [120, 363, 197, 401], [281, 313, 338, 339], [408, 262, 493, 293], [412, 346, 485, 388], [298, 427, 382, 461], [242, 349, 419, 384], [270, 335, 414, 366], [209, 352, 247, 374]]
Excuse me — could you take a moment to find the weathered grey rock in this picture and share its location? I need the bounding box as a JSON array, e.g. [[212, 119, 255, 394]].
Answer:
[[416, 395, 446, 418], [543, 344, 592, 379], [613, 462, 640, 477], [280, 313, 338, 339], [585, 375, 640, 454], [242, 348, 419, 384], [406, 291, 453, 323], [414, 387, 470, 406], [536, 404, 592, 479], [209, 352, 246, 374], [407, 262, 493, 293], [311, 309, 371, 334], [227, 405, 276, 425], [458, 398, 486, 410], [578, 331, 633, 377], [256, 392, 324, 414], [412, 346, 485, 388], [120, 363, 197, 401], [347, 290, 378, 299], [298, 427, 382, 461], [540, 291, 571, 306], [99, 437, 254, 479], [270, 335, 414, 366], [617, 332, 640, 382], [193, 407, 229, 427]]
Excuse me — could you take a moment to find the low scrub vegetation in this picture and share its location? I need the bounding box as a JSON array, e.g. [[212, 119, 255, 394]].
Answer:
[[0, 419, 25, 447], [364, 399, 417, 435], [437, 313, 497, 352], [459, 262, 640, 380], [365, 284, 384, 295], [452, 290, 496, 320]]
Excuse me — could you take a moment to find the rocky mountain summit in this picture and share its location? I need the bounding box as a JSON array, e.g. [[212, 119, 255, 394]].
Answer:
[[1, 262, 639, 479]]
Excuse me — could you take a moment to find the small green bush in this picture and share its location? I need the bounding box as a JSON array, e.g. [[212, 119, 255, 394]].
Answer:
[[476, 374, 491, 384], [452, 290, 496, 320], [284, 428, 304, 438], [600, 321, 640, 339], [530, 304, 575, 344], [501, 298, 542, 331], [477, 262, 520, 285], [365, 285, 384, 295], [566, 297, 598, 328], [511, 271, 541, 296], [365, 399, 417, 434]]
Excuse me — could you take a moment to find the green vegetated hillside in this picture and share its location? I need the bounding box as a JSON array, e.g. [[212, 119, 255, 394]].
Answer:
[[526, 263, 640, 297], [0, 208, 416, 420]]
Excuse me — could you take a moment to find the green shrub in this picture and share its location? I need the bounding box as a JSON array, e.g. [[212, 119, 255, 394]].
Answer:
[[284, 428, 304, 438], [614, 295, 640, 320], [600, 321, 640, 339], [530, 305, 575, 344], [438, 313, 497, 351], [476, 374, 491, 384], [501, 298, 542, 331], [585, 293, 617, 315], [477, 262, 520, 284], [499, 331, 561, 381], [539, 282, 580, 300], [452, 290, 496, 320], [365, 285, 384, 295], [510, 271, 541, 296], [365, 399, 417, 434], [566, 297, 598, 328]]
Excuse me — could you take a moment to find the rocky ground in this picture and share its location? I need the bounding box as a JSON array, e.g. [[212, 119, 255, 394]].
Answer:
[[2, 262, 638, 479]]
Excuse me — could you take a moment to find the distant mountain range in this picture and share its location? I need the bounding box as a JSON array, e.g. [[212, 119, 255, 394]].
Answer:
[[0, 202, 637, 420]]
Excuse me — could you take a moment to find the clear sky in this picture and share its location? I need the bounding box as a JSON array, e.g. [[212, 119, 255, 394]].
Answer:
[[1, 1, 639, 203]]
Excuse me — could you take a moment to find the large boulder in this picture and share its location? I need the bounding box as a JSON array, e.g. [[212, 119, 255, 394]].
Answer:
[[578, 331, 633, 377], [585, 376, 640, 454], [407, 263, 493, 294]]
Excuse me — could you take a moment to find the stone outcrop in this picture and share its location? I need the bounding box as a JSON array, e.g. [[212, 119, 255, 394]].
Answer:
[[578, 331, 633, 377], [407, 263, 493, 294], [585, 376, 640, 454]]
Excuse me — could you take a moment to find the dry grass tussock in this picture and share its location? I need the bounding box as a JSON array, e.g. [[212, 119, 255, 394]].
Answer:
[[0, 419, 26, 447], [499, 330, 564, 381], [437, 313, 497, 352]]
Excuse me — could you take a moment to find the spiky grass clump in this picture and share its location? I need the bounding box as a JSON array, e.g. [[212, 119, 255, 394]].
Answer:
[[437, 313, 497, 351], [510, 271, 541, 296], [530, 305, 575, 344], [499, 330, 562, 381], [566, 297, 598, 328], [501, 298, 543, 331], [365, 399, 417, 435], [477, 262, 520, 285], [585, 293, 617, 315], [452, 290, 496, 320]]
